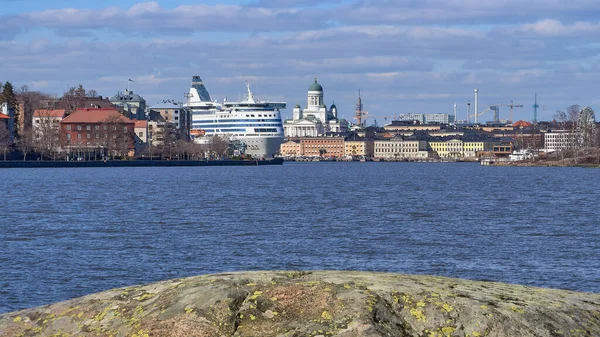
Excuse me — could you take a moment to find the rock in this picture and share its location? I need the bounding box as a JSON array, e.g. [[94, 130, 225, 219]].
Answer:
[[1, 271, 599, 337]]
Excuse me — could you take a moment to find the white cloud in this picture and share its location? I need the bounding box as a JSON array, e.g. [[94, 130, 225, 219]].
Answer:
[[519, 19, 600, 36], [1, 2, 600, 121]]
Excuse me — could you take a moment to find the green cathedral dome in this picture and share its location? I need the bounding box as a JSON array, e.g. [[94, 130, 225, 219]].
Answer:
[[308, 78, 323, 92]]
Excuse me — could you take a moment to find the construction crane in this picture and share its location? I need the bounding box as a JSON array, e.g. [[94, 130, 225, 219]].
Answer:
[[363, 115, 378, 127], [499, 101, 523, 124], [382, 114, 400, 121]]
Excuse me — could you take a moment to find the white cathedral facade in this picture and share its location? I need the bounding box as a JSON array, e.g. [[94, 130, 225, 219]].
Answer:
[[284, 78, 349, 138]]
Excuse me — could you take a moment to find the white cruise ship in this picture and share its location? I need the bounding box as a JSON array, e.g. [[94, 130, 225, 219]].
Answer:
[[186, 76, 286, 158]]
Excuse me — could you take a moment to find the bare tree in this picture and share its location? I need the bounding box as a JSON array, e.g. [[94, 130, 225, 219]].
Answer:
[[62, 85, 87, 114], [101, 115, 131, 159], [87, 89, 99, 98], [18, 128, 35, 160], [33, 110, 60, 160], [0, 123, 11, 160], [208, 135, 230, 159]]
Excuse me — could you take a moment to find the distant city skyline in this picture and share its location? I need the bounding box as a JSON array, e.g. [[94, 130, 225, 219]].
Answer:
[[2, 0, 600, 124]]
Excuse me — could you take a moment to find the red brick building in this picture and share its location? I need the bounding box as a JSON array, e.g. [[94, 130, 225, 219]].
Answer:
[[60, 108, 135, 158]]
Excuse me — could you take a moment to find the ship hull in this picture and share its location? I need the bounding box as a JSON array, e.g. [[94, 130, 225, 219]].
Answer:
[[239, 135, 284, 158]]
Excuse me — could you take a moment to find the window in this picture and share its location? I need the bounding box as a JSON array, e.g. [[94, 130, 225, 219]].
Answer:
[[35, 120, 40, 124], [77, 134, 81, 139], [86, 125, 91, 130], [95, 125, 99, 130], [66, 134, 71, 140], [123, 126, 127, 132], [139, 132, 143, 137], [87, 134, 90, 139], [96, 134, 99, 139], [77, 125, 82, 130], [66, 125, 71, 130]]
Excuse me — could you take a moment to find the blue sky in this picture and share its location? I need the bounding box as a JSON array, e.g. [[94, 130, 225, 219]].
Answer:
[[1, 0, 600, 124]]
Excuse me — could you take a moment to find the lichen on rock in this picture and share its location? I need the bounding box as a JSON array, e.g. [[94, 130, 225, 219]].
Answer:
[[1, 271, 599, 337]]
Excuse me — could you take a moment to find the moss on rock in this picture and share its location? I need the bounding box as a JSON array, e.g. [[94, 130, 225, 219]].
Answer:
[[1, 271, 599, 337]]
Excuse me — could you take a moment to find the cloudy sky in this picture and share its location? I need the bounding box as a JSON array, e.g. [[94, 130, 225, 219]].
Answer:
[[1, 0, 600, 124]]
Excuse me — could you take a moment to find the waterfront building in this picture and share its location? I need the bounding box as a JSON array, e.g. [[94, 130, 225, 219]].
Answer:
[[446, 139, 464, 158], [33, 109, 65, 131], [147, 120, 166, 146], [147, 103, 191, 138], [300, 137, 345, 158], [428, 139, 449, 158], [134, 120, 148, 154], [110, 89, 147, 120], [59, 108, 135, 158], [374, 138, 428, 160], [463, 140, 497, 158], [0, 103, 14, 141], [279, 140, 301, 157], [544, 130, 577, 152], [344, 139, 374, 158], [284, 79, 349, 137]]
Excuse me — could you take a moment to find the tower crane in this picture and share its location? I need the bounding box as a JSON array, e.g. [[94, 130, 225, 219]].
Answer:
[[363, 115, 378, 127], [499, 101, 523, 124]]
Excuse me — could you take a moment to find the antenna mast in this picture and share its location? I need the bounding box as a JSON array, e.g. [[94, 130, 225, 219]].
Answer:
[[533, 93, 539, 123]]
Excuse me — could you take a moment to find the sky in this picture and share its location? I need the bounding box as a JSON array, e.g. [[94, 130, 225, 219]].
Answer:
[[1, 0, 600, 124]]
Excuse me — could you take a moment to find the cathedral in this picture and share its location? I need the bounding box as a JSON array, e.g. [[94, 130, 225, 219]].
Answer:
[[283, 78, 349, 138]]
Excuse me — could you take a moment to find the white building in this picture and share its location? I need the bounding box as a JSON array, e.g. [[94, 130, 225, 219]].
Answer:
[[395, 113, 454, 124], [425, 113, 455, 124], [284, 79, 349, 137], [374, 137, 429, 160], [544, 130, 577, 152], [396, 113, 425, 124]]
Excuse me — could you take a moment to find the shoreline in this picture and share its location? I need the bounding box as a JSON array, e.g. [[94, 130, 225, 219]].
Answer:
[[0, 158, 283, 168]]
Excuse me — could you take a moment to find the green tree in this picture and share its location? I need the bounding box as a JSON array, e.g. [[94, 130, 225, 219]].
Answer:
[[0, 81, 19, 139]]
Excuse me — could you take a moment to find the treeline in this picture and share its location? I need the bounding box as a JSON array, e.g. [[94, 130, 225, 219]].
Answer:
[[0, 81, 105, 160]]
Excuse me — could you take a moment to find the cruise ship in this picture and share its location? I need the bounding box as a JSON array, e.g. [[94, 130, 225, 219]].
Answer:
[[186, 76, 286, 158]]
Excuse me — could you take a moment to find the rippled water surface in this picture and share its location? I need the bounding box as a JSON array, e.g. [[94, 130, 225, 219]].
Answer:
[[1, 162, 599, 313]]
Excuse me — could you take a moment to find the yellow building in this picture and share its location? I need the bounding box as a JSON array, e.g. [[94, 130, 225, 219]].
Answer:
[[428, 140, 448, 158], [464, 141, 496, 158], [300, 137, 345, 158], [344, 140, 374, 158], [279, 140, 301, 157]]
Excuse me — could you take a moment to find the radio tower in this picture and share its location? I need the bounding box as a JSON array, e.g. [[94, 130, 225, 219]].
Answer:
[[355, 89, 365, 126], [533, 93, 539, 123]]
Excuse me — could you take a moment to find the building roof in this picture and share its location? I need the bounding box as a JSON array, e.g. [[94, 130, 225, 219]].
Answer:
[[134, 120, 148, 128], [34, 109, 66, 118], [308, 78, 323, 92], [148, 103, 182, 110], [513, 120, 533, 127], [0, 114, 9, 119], [61, 108, 134, 124], [109, 90, 145, 103]]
